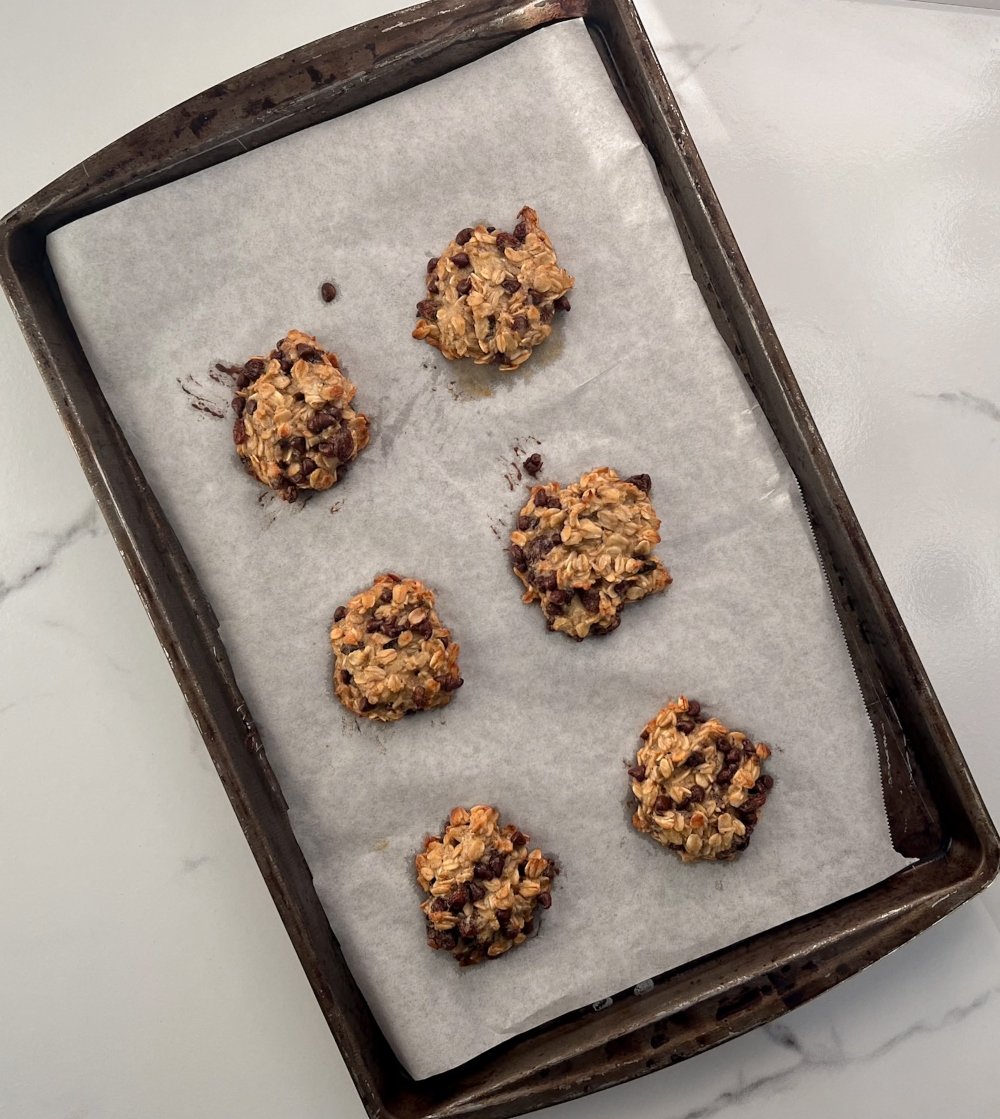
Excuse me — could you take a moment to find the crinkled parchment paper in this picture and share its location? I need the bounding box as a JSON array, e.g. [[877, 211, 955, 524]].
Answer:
[[47, 19, 907, 1079]]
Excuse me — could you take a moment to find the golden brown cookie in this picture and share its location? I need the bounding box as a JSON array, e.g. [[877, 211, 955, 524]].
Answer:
[[231, 330, 369, 502], [413, 205, 573, 371], [509, 466, 671, 640], [416, 805, 558, 965], [330, 573, 462, 722], [629, 697, 774, 861]]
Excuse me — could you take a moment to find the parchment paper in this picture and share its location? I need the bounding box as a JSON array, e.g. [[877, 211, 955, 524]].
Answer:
[[47, 20, 907, 1079]]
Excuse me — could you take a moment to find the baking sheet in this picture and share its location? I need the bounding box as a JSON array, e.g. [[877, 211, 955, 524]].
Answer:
[[47, 19, 908, 1080]]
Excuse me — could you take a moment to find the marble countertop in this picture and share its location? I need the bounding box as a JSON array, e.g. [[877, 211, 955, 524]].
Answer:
[[2, 1, 998, 1116]]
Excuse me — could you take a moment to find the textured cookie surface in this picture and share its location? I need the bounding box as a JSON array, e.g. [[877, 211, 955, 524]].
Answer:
[[413, 206, 573, 371], [232, 329, 369, 501], [416, 805, 557, 965], [509, 466, 671, 640], [330, 574, 462, 722], [629, 697, 774, 861]]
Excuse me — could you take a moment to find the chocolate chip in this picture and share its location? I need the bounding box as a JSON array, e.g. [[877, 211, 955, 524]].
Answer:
[[458, 919, 477, 939], [501, 275, 520, 294], [316, 441, 336, 456], [534, 572, 558, 593], [235, 373, 251, 390], [468, 881, 486, 902], [486, 225, 496, 233], [447, 886, 468, 912], [329, 429, 355, 461], [528, 289, 544, 305], [231, 396, 245, 416], [426, 257, 438, 273], [627, 764, 646, 780], [687, 785, 705, 803], [430, 897, 448, 913], [320, 281, 337, 302], [416, 299, 437, 319], [456, 277, 472, 296], [301, 457, 316, 477], [495, 231, 516, 251], [413, 617, 433, 640], [533, 489, 557, 509], [743, 739, 757, 757], [624, 473, 652, 494], [246, 398, 257, 415], [455, 227, 473, 245], [513, 220, 528, 243], [549, 589, 571, 606], [442, 674, 463, 692], [283, 485, 298, 503], [718, 765, 735, 783], [687, 699, 701, 717], [687, 750, 705, 767], [579, 588, 601, 613], [333, 606, 347, 622], [339, 670, 351, 684], [489, 852, 505, 878], [516, 514, 535, 531], [297, 344, 320, 361], [522, 918, 535, 936], [474, 858, 492, 881], [450, 252, 470, 268], [279, 356, 295, 373], [676, 719, 695, 734], [411, 686, 427, 709], [511, 830, 528, 847], [537, 891, 552, 910], [244, 358, 265, 378], [512, 314, 528, 333], [233, 419, 246, 444], [639, 727, 650, 740], [366, 618, 382, 633], [523, 452, 543, 476], [726, 748, 743, 765], [496, 908, 511, 928], [427, 279, 439, 295], [307, 411, 337, 433], [540, 303, 554, 324], [761, 774, 774, 790], [654, 795, 672, 814], [510, 544, 527, 570], [553, 295, 571, 312]]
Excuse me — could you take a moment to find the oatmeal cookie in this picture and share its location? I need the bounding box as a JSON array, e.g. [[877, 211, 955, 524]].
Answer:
[[231, 330, 369, 501], [413, 205, 573, 371], [416, 805, 557, 965], [629, 697, 774, 861], [330, 573, 462, 722], [509, 466, 671, 640]]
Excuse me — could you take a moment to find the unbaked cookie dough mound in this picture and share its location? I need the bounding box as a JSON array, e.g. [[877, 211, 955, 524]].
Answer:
[[416, 805, 558, 965], [629, 696, 774, 862], [509, 466, 671, 640], [330, 573, 462, 722], [232, 329, 370, 501], [413, 205, 573, 371]]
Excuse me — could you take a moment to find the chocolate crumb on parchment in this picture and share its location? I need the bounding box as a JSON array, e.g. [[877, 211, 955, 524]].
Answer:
[[413, 206, 573, 371], [232, 329, 370, 502], [177, 376, 225, 419], [629, 696, 774, 861], [416, 804, 558, 965], [523, 452, 543, 476], [330, 573, 462, 722], [510, 466, 671, 640]]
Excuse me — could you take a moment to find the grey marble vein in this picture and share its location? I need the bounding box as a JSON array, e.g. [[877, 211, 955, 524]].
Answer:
[[915, 390, 1000, 423], [0, 503, 103, 608], [667, 986, 999, 1119]]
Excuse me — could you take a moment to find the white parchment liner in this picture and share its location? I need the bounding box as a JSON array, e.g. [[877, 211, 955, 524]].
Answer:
[[47, 20, 907, 1078]]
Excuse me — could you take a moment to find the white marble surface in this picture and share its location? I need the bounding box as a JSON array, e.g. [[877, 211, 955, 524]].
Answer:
[[1, 1, 998, 1116]]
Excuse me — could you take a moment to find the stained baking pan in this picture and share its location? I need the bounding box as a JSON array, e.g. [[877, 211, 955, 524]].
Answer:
[[2, 1, 996, 1116]]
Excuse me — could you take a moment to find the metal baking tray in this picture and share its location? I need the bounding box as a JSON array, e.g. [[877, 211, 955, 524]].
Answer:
[[2, 1, 996, 1115]]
